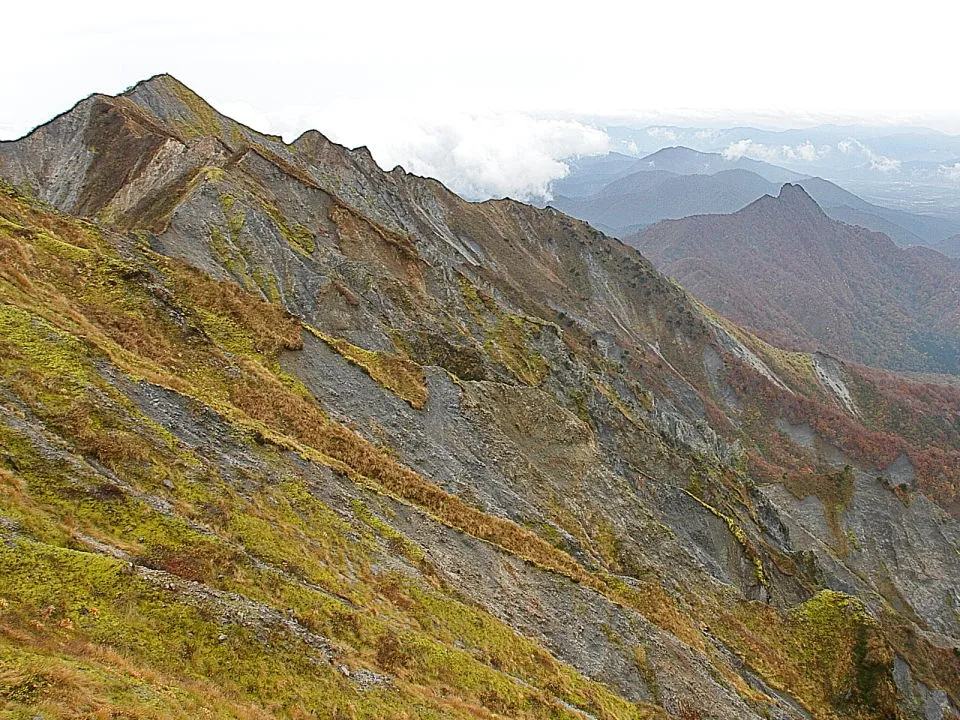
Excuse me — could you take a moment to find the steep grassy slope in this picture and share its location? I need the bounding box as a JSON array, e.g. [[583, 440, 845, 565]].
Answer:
[[0, 181, 671, 720], [1, 76, 958, 719]]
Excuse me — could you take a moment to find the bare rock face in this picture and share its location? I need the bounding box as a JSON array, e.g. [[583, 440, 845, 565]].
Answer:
[[0, 96, 99, 210], [0, 74, 958, 720]]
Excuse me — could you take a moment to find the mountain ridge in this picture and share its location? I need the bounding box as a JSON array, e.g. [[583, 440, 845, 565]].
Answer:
[[629, 185, 960, 374], [630, 146, 806, 184], [551, 148, 960, 244], [1, 75, 958, 720]]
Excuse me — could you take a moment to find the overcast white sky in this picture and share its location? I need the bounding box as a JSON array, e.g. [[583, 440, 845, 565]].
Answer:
[[3, 0, 958, 199]]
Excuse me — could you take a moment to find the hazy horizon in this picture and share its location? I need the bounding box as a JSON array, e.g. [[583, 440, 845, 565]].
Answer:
[[5, 0, 958, 203]]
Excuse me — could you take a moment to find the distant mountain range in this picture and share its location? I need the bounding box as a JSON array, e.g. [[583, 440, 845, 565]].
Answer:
[[932, 234, 960, 258], [552, 146, 802, 199], [550, 147, 960, 244], [629, 184, 960, 374], [590, 124, 960, 222], [551, 167, 780, 236], [618, 146, 805, 183], [602, 123, 960, 165]]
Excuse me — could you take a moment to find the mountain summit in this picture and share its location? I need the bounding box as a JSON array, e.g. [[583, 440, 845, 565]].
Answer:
[[1, 77, 958, 719], [630, 186, 960, 373], [774, 182, 825, 212]]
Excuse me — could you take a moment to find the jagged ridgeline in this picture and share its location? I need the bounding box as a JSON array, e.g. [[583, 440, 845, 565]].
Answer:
[[0, 74, 957, 719]]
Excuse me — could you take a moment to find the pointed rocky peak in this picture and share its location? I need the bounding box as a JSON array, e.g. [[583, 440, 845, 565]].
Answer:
[[739, 182, 828, 224], [0, 88, 184, 217], [291, 128, 334, 152], [290, 130, 388, 190], [0, 73, 245, 223], [289, 128, 361, 177], [124, 72, 192, 96], [109, 72, 183, 104], [351, 145, 376, 163], [121, 73, 233, 145], [776, 182, 827, 216]]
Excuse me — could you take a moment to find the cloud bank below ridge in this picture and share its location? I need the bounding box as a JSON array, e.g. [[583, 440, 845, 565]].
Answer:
[[218, 99, 611, 202]]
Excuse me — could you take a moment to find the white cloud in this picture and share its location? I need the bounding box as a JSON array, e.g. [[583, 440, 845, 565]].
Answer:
[[396, 115, 611, 201], [219, 100, 610, 202], [938, 162, 960, 182], [837, 138, 901, 173], [869, 155, 902, 173], [646, 127, 679, 142], [721, 139, 829, 164], [722, 137, 903, 173]]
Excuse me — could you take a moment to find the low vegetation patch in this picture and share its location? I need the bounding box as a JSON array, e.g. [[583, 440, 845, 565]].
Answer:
[[304, 324, 428, 409]]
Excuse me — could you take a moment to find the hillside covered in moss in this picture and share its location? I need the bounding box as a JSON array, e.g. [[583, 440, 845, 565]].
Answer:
[[0, 75, 958, 720]]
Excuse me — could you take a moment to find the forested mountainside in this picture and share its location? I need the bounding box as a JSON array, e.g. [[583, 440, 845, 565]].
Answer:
[[0, 75, 958, 720], [629, 184, 960, 375]]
